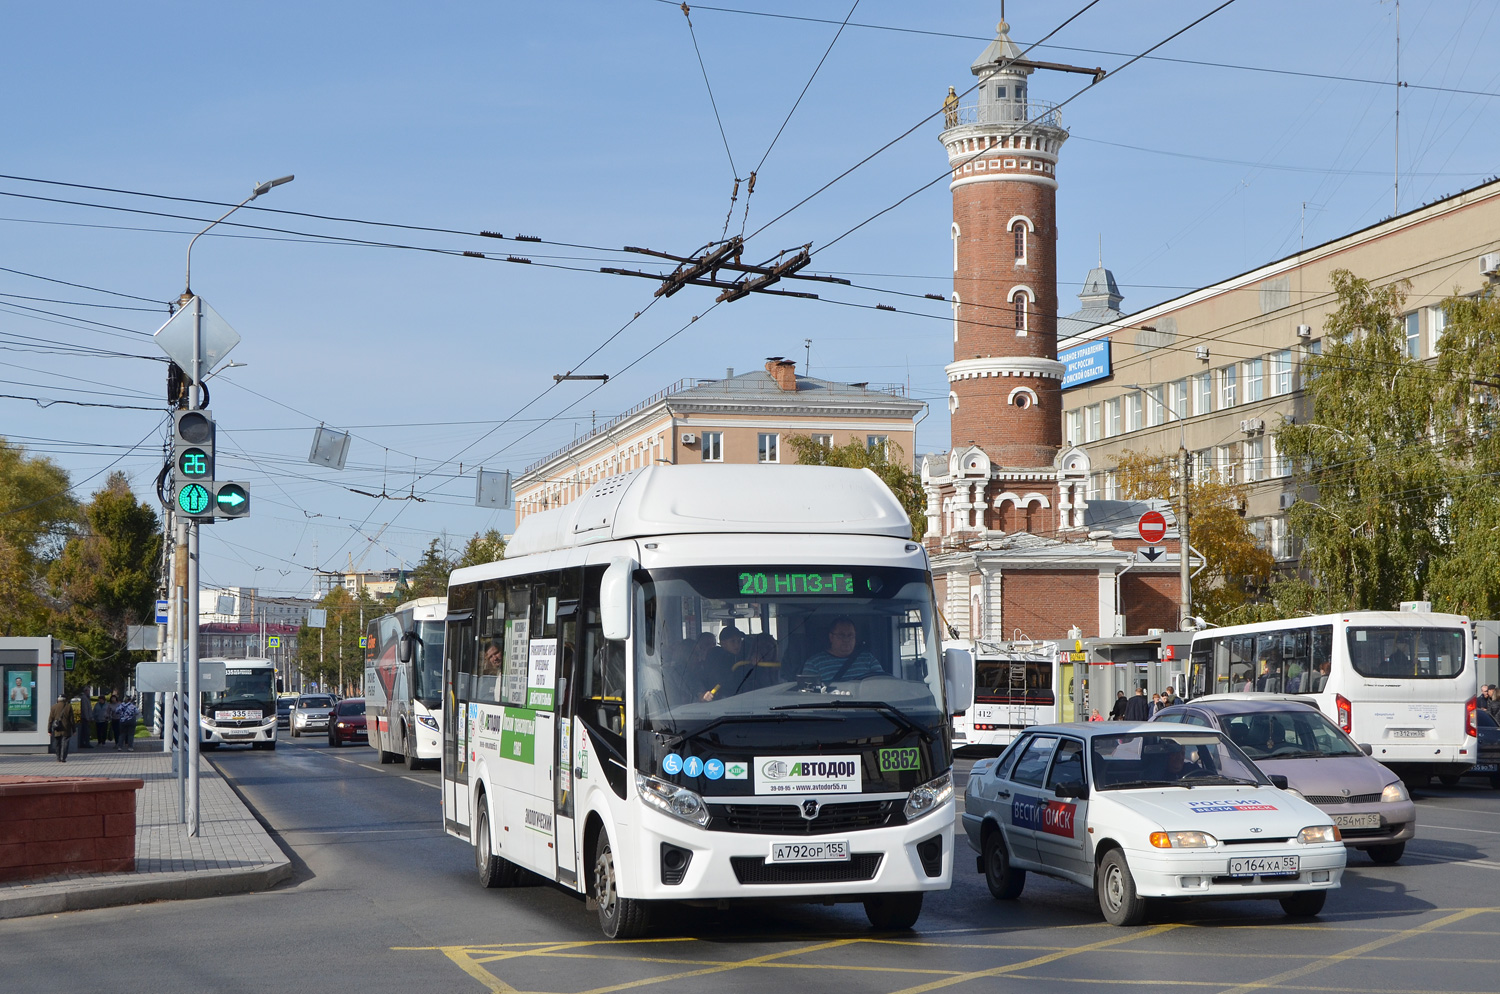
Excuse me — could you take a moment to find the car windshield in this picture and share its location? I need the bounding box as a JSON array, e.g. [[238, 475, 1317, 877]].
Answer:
[[338, 700, 365, 716], [1220, 709, 1364, 759], [633, 565, 945, 739], [297, 696, 332, 709], [1091, 730, 1267, 790]]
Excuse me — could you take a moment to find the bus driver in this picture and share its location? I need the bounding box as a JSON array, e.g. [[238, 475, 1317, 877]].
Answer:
[[801, 617, 882, 682]]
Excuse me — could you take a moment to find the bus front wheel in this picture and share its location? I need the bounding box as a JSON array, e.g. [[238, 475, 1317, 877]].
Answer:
[[593, 833, 652, 939], [863, 892, 923, 930]]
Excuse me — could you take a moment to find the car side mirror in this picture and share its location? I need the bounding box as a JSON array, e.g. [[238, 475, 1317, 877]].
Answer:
[[1359, 742, 1373, 756], [600, 557, 636, 642], [943, 647, 975, 713], [1267, 774, 1290, 790], [1053, 781, 1087, 799]]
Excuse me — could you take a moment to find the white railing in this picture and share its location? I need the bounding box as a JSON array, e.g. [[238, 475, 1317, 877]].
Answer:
[[947, 99, 1062, 130]]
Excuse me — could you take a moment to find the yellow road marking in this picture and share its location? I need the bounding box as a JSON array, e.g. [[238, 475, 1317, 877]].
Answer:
[[1209, 907, 1491, 994], [999, 974, 1500, 993]]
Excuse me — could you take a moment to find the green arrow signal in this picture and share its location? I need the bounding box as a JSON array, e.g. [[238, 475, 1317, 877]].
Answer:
[[213, 483, 250, 517], [217, 490, 246, 508], [177, 483, 210, 515]]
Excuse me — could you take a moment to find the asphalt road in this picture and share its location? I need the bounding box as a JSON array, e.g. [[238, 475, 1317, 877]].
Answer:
[[3, 738, 1499, 994]]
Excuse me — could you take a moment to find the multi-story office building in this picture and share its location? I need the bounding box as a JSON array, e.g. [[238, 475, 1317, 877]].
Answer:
[[1058, 177, 1500, 566]]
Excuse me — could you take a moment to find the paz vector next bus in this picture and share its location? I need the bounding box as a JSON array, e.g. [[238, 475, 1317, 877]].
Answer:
[[440, 465, 974, 938]]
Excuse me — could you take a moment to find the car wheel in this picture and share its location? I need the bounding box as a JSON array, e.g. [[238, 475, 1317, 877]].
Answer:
[[1096, 849, 1147, 926], [291, 726, 299, 738], [982, 830, 1025, 900], [594, 832, 651, 938], [1279, 890, 1327, 917], [1437, 773, 1460, 786], [475, 801, 519, 889], [863, 892, 923, 930], [1367, 841, 1405, 864]]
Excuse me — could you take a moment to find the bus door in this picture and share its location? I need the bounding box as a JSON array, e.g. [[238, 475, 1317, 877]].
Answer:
[[554, 597, 580, 886], [511, 578, 560, 871], [443, 608, 474, 838]]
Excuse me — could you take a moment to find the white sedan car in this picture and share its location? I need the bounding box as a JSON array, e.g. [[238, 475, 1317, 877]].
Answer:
[[963, 722, 1347, 925]]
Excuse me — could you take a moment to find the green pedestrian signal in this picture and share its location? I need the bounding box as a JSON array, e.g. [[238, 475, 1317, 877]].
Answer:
[[177, 482, 211, 516], [212, 482, 250, 518]]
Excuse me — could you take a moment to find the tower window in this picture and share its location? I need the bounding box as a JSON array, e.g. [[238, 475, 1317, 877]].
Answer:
[[1014, 294, 1028, 335], [996, 86, 1007, 99], [1012, 222, 1026, 262]]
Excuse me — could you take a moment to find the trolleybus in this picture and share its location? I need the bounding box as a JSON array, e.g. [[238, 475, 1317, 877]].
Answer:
[[950, 638, 1064, 751], [1186, 611, 1479, 783], [199, 657, 278, 750], [366, 596, 445, 768], [441, 465, 972, 938]]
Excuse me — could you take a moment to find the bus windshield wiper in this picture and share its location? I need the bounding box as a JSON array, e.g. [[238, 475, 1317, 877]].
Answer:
[[662, 712, 837, 749], [770, 701, 935, 743]]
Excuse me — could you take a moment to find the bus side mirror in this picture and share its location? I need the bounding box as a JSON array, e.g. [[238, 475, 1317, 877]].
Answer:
[[943, 647, 974, 714], [397, 632, 414, 664], [600, 557, 636, 642]]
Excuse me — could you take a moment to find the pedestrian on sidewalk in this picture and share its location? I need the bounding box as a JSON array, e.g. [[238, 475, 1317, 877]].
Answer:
[[48, 695, 74, 762], [93, 695, 110, 745], [115, 696, 139, 751], [75, 696, 91, 750]]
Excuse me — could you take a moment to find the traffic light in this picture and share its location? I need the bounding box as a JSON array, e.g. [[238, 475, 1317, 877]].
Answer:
[[211, 482, 251, 518], [172, 409, 215, 519]]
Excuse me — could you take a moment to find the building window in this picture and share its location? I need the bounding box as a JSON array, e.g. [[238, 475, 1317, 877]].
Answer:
[[758, 433, 779, 463], [1267, 434, 1285, 477], [1405, 312, 1421, 359], [1219, 365, 1238, 408], [1085, 404, 1101, 442], [1124, 392, 1143, 432], [951, 223, 960, 272], [1270, 516, 1289, 559], [1193, 449, 1212, 482], [1104, 472, 1118, 500], [1168, 379, 1188, 421], [1066, 410, 1083, 446], [1194, 372, 1213, 416], [1012, 221, 1027, 263], [866, 434, 888, 457], [1013, 293, 1028, 334], [1104, 398, 1121, 438], [1144, 386, 1164, 428], [701, 431, 723, 462], [1270, 349, 1293, 396], [810, 433, 832, 450], [996, 85, 1007, 99], [1428, 306, 1447, 354], [1217, 445, 1238, 484], [1243, 357, 1264, 403], [1245, 438, 1265, 482], [951, 293, 961, 343]]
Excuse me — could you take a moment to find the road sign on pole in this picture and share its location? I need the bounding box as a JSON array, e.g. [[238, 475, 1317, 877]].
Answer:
[[1138, 510, 1168, 544]]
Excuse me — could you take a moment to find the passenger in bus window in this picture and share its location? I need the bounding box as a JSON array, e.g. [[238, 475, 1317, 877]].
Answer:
[[729, 633, 781, 695], [801, 617, 883, 682], [1255, 660, 1282, 693], [1308, 660, 1331, 693], [668, 635, 721, 704], [1386, 644, 1411, 676], [480, 640, 503, 701]]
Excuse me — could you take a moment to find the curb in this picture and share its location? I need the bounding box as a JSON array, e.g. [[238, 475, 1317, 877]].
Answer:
[[0, 859, 294, 920]]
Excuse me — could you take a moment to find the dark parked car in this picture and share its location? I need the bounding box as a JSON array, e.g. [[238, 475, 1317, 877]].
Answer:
[[276, 695, 296, 729], [1154, 696, 1415, 864], [1461, 707, 1500, 786], [328, 698, 367, 747]]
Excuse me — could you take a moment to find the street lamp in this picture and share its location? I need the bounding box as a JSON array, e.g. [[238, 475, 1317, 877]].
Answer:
[[1123, 381, 1193, 630], [178, 174, 292, 837]]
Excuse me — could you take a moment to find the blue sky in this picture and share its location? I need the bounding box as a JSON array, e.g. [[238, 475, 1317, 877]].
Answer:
[[4, 1, 1497, 594]]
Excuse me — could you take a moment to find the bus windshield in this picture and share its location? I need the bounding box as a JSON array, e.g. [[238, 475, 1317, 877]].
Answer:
[[207, 668, 275, 710], [633, 565, 945, 741], [412, 619, 446, 706]]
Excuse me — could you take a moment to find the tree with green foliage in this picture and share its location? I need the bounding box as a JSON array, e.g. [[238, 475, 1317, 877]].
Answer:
[[1111, 449, 1274, 622], [0, 438, 76, 636], [395, 538, 453, 600], [48, 472, 161, 692], [292, 585, 382, 694], [784, 435, 926, 541], [456, 529, 506, 570], [1275, 270, 1446, 612]]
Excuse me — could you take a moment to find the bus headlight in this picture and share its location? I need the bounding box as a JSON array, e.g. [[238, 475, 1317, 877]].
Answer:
[[417, 715, 439, 731], [201, 717, 217, 728], [904, 772, 953, 822], [1381, 781, 1409, 802], [634, 773, 710, 827]]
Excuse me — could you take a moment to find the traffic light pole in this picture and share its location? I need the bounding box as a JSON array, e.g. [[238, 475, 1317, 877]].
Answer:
[[186, 294, 203, 836]]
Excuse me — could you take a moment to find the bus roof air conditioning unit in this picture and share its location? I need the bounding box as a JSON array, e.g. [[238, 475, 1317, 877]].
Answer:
[[680, 433, 697, 445]]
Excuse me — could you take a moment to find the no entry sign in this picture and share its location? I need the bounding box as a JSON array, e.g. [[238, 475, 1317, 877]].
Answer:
[[1138, 510, 1168, 544]]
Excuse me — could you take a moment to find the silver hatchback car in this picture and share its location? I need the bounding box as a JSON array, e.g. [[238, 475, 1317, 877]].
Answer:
[[1154, 696, 1415, 864]]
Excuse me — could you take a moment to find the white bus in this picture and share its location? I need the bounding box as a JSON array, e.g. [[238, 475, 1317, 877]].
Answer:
[[365, 597, 445, 768], [1187, 611, 1479, 783], [951, 639, 1069, 751], [200, 657, 278, 750], [441, 465, 972, 938]]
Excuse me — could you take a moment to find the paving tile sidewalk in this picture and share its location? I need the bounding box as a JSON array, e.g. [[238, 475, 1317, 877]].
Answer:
[[0, 740, 293, 919]]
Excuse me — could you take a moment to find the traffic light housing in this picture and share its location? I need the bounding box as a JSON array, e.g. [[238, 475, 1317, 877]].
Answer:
[[211, 482, 250, 518], [173, 409, 215, 519]]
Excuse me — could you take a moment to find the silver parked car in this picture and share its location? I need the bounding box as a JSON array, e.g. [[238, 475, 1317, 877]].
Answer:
[[1154, 696, 1415, 864], [290, 694, 336, 738]]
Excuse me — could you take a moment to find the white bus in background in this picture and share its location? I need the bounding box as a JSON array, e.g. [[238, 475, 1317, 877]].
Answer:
[[441, 465, 972, 938], [200, 658, 278, 750], [1187, 611, 1479, 784], [365, 597, 445, 769], [951, 639, 1066, 752]]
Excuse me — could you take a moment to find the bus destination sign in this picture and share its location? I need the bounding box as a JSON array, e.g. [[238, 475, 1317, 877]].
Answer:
[[738, 572, 854, 596]]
